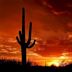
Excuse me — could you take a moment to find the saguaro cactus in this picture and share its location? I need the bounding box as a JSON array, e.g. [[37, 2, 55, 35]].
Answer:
[[16, 8, 36, 66]]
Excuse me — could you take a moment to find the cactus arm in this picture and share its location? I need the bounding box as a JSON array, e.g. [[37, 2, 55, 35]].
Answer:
[[16, 36, 21, 45], [16, 30, 22, 45], [27, 22, 32, 45], [19, 31, 22, 40], [27, 40, 36, 48], [29, 22, 32, 40]]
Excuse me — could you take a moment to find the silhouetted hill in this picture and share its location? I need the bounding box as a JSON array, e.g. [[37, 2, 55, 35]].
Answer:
[[26, 63, 72, 72], [0, 59, 72, 72], [0, 59, 22, 72]]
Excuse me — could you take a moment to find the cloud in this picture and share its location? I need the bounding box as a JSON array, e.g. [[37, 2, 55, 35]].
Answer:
[[0, 36, 21, 61], [7, 38, 17, 43], [42, 0, 72, 15]]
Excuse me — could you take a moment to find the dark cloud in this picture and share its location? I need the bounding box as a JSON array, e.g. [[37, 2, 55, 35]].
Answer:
[[42, 0, 72, 15]]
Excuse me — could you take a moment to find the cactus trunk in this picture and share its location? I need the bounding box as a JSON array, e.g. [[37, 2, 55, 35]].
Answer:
[[21, 8, 26, 66], [21, 45, 26, 65], [16, 8, 36, 67]]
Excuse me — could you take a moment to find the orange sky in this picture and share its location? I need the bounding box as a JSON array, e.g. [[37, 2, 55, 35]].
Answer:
[[0, 0, 72, 38], [0, 0, 72, 66]]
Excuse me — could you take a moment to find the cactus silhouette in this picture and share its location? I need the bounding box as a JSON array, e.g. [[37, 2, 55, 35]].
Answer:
[[16, 8, 36, 66]]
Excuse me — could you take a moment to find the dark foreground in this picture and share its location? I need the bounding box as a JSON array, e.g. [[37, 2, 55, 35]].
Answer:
[[0, 60, 72, 72]]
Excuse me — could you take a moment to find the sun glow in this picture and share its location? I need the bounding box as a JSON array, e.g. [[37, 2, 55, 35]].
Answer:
[[47, 60, 60, 67], [45, 52, 69, 67], [27, 50, 72, 67]]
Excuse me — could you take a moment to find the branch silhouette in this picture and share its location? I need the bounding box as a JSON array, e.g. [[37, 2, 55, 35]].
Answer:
[[16, 8, 36, 66]]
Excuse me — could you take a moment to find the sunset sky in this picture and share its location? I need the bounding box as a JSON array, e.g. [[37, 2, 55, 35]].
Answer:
[[0, 0, 72, 66]]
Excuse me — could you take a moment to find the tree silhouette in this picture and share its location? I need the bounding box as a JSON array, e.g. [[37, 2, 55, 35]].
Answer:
[[16, 8, 36, 66]]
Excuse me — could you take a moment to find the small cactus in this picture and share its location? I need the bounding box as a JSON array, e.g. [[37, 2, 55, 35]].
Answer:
[[16, 8, 36, 66]]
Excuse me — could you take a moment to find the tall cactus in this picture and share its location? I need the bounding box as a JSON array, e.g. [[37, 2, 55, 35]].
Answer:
[[16, 8, 36, 66]]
